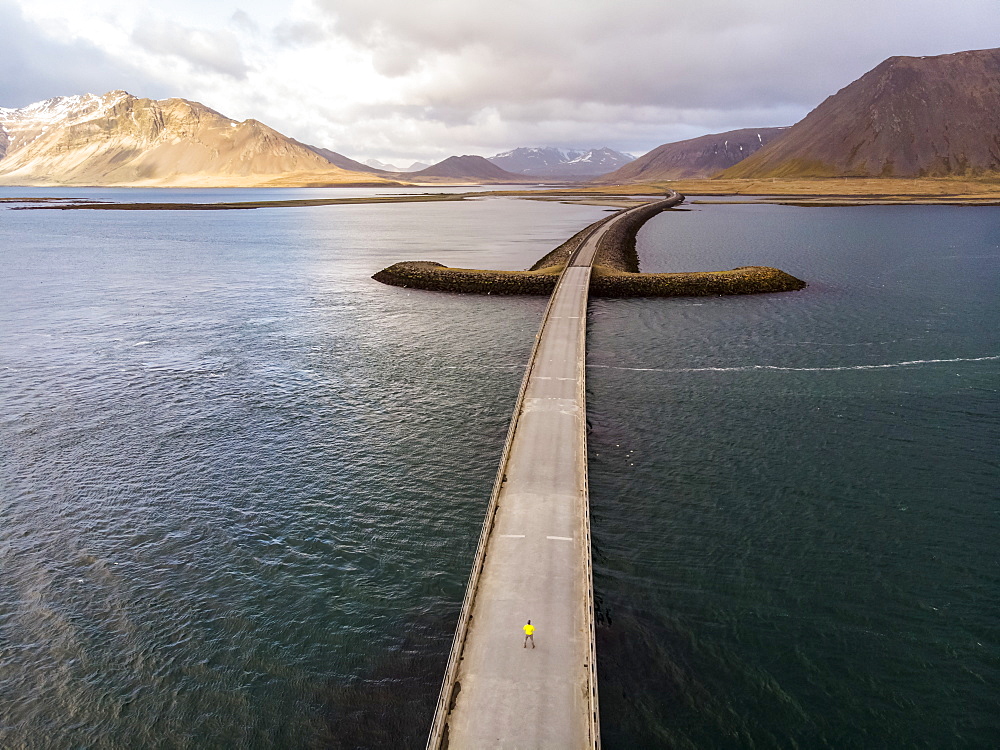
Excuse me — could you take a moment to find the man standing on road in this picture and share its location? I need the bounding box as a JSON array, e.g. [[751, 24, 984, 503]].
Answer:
[[523, 620, 535, 648]]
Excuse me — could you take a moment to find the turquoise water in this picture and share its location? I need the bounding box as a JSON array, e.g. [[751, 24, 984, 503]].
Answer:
[[1, 192, 998, 747]]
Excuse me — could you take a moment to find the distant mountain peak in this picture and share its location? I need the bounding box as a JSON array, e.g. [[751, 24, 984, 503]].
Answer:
[[363, 158, 429, 173], [488, 146, 634, 178], [410, 154, 524, 182]]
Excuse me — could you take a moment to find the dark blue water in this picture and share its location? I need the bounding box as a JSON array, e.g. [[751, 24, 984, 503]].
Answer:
[[590, 204, 1000, 748], [0, 193, 608, 748], [1, 195, 997, 748]]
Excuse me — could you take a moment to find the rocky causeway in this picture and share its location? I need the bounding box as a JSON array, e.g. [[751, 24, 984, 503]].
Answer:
[[372, 195, 807, 297]]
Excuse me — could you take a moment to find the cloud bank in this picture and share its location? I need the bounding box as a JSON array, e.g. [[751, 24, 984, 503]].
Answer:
[[3, 0, 999, 162]]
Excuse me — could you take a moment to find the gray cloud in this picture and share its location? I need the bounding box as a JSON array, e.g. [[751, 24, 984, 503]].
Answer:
[[0, 0, 168, 107], [4, 0, 1000, 162], [131, 18, 249, 79], [230, 10, 258, 34], [307, 0, 1000, 154], [273, 19, 331, 47]]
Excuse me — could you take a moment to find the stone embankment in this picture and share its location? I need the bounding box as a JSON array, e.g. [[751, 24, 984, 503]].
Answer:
[[592, 265, 806, 296], [372, 196, 807, 297], [371, 262, 560, 295], [590, 199, 668, 272]]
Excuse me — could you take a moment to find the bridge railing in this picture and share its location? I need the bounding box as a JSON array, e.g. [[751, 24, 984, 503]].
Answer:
[[425, 191, 681, 749], [425, 255, 570, 749]]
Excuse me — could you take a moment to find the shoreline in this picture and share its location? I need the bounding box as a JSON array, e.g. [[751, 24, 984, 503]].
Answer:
[[5, 176, 1000, 211], [517, 176, 1000, 205], [7, 194, 470, 211]]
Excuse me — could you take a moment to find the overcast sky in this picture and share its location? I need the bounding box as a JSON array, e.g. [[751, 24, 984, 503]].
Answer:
[[3, 0, 999, 163]]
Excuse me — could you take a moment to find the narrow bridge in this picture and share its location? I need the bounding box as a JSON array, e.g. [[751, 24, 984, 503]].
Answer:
[[427, 192, 683, 749]]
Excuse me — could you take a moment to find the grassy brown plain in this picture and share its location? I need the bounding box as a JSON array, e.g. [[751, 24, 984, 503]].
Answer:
[[493, 177, 1000, 205]]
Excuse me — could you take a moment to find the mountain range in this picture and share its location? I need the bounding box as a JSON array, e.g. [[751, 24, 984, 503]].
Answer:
[[0, 91, 398, 187], [365, 158, 430, 172], [0, 92, 544, 186], [2, 47, 999, 186], [488, 147, 634, 178]]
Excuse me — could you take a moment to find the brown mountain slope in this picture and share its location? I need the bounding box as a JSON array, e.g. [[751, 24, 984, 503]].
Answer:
[[724, 48, 1000, 179], [596, 127, 788, 182], [0, 91, 400, 187], [406, 155, 526, 183]]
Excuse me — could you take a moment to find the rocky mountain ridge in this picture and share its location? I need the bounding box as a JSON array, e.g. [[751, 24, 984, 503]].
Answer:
[[9, 48, 1000, 189], [0, 91, 397, 187], [723, 48, 1000, 178], [595, 128, 788, 182], [488, 146, 634, 177]]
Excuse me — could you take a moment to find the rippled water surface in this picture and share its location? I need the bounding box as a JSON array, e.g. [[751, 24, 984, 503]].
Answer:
[[1, 193, 998, 748], [591, 204, 1000, 748], [0, 191, 607, 748]]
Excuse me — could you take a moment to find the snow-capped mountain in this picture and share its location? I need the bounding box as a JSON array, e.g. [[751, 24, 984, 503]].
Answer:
[[488, 146, 635, 178], [0, 91, 134, 162], [0, 91, 397, 187]]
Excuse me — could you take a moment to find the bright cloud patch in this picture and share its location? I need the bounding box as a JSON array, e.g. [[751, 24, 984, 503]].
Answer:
[[4, 0, 1000, 162]]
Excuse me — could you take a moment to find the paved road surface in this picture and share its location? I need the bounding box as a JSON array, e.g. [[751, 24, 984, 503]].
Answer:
[[439, 263, 594, 749], [427, 194, 679, 749]]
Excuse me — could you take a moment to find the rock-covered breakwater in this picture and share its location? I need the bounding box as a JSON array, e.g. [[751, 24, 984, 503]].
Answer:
[[372, 195, 806, 297], [371, 262, 560, 296], [590, 199, 671, 272], [591, 266, 807, 296]]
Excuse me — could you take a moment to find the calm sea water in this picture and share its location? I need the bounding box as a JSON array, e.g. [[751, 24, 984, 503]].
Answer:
[[592, 203, 1000, 748], [1, 191, 997, 748], [0, 185, 550, 204]]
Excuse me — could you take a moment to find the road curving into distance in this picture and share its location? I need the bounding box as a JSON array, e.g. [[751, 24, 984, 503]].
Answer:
[[425, 192, 684, 749], [372, 191, 806, 297]]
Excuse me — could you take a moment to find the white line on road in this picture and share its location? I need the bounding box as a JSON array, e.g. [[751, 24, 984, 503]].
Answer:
[[546, 536, 574, 541]]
